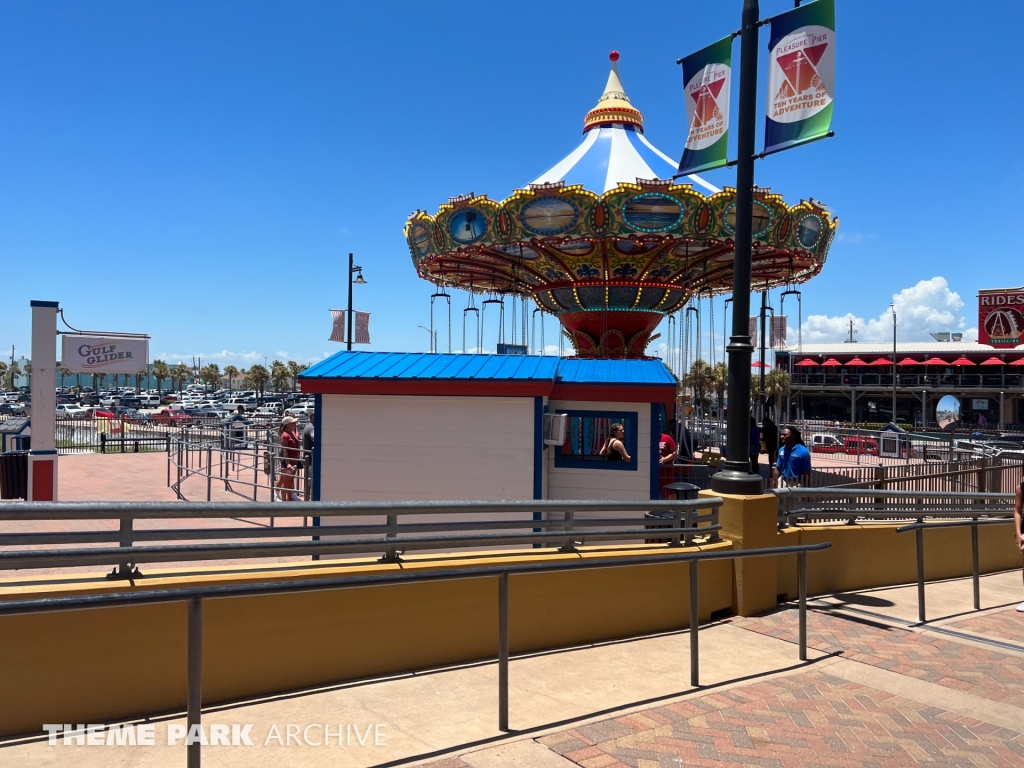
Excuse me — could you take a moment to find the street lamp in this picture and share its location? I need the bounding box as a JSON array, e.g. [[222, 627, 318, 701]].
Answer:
[[712, 0, 763, 495], [347, 253, 368, 352], [417, 326, 437, 353], [890, 303, 897, 424]]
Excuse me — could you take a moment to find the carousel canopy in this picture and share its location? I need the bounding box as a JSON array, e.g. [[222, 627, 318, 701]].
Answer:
[[530, 55, 719, 195], [406, 53, 837, 359]]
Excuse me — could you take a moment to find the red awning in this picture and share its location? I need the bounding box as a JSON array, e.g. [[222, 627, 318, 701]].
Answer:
[[897, 358, 920, 366], [922, 357, 950, 365], [793, 359, 819, 367], [1010, 358, 1024, 367], [950, 356, 976, 366], [821, 358, 842, 366], [868, 358, 894, 366], [846, 358, 868, 366], [979, 357, 1004, 366], [751, 361, 771, 368]]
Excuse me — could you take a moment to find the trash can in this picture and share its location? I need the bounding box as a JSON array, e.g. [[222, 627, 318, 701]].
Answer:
[[0, 451, 29, 500], [645, 483, 701, 544], [663, 482, 700, 500]]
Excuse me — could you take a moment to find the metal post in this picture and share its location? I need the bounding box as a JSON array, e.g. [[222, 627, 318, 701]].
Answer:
[[206, 446, 212, 502], [347, 252, 355, 352], [891, 304, 897, 423], [971, 520, 980, 611], [712, 0, 763, 496], [187, 596, 202, 768], [689, 559, 699, 687], [798, 551, 807, 661], [671, 507, 682, 547], [498, 572, 509, 732], [117, 517, 133, 577], [916, 526, 926, 623], [758, 287, 767, 419]]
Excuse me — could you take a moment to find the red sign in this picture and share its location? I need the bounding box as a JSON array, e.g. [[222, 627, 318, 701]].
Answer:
[[979, 287, 1024, 347]]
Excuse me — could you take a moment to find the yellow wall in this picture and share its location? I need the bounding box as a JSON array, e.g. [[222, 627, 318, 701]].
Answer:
[[0, 543, 733, 738], [776, 522, 1020, 598]]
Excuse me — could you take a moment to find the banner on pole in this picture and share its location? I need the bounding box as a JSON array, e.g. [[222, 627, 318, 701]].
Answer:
[[749, 317, 758, 348], [61, 335, 149, 374], [677, 36, 732, 176], [771, 316, 787, 347], [765, 0, 835, 155], [329, 310, 371, 344]]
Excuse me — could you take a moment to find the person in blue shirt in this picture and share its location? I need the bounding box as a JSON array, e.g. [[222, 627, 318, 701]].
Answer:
[[773, 426, 812, 487]]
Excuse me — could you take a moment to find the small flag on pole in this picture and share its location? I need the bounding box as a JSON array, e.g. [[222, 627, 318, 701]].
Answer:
[[771, 316, 787, 348], [764, 0, 836, 155], [329, 310, 372, 344]]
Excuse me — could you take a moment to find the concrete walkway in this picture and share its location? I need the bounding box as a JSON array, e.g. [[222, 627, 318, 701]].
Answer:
[[3, 572, 1022, 767]]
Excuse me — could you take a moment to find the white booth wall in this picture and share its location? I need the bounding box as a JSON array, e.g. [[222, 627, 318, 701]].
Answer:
[[319, 393, 536, 502]]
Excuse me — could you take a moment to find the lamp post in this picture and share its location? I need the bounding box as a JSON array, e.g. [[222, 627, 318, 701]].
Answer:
[[347, 252, 367, 352], [712, 0, 763, 495], [417, 326, 437, 353], [890, 303, 897, 424]]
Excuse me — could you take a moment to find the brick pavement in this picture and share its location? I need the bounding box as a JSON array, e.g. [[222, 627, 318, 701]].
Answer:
[[734, 608, 1024, 710], [949, 608, 1024, 645], [537, 671, 1024, 767]]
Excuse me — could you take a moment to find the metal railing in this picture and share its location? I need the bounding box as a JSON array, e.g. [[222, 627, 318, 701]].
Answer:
[[168, 428, 312, 503], [0, 498, 723, 577], [0, 541, 831, 766], [773, 487, 1015, 526], [896, 518, 1015, 623]]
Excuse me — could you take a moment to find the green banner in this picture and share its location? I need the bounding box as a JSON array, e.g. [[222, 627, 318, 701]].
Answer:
[[764, 0, 835, 155], [676, 36, 732, 176]]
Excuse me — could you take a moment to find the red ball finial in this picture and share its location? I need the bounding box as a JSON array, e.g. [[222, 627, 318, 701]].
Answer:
[[609, 51, 619, 62]]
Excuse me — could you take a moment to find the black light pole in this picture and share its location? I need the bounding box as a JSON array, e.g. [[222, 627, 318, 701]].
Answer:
[[759, 286, 768, 418], [890, 303, 897, 423], [712, 0, 764, 495], [346, 253, 367, 351]]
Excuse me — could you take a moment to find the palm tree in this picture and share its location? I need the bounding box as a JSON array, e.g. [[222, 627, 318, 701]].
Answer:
[[8, 362, 22, 390], [135, 367, 148, 392], [200, 363, 221, 392], [711, 362, 728, 424], [57, 365, 72, 389], [763, 369, 791, 420], [224, 365, 239, 392], [171, 363, 191, 392], [270, 360, 289, 392], [683, 360, 713, 417], [246, 364, 270, 402], [0, 362, 6, 390], [152, 360, 170, 394]]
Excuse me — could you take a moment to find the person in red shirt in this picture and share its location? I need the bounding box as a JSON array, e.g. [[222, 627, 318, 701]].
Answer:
[[659, 429, 678, 493], [276, 416, 301, 501]]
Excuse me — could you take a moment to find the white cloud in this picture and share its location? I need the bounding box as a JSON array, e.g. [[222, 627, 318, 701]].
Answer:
[[797, 277, 975, 344], [155, 349, 266, 364]]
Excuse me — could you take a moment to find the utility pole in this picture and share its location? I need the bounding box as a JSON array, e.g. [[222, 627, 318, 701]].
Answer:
[[713, 0, 763, 495], [890, 303, 897, 423]]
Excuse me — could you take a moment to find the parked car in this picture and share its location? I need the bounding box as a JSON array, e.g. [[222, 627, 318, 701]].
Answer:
[[56, 404, 88, 418], [99, 394, 120, 407], [119, 395, 143, 409], [138, 394, 161, 407], [284, 402, 316, 417], [160, 394, 178, 404], [0, 402, 28, 416], [149, 409, 190, 425], [254, 403, 283, 417], [809, 434, 843, 453], [843, 436, 879, 456]]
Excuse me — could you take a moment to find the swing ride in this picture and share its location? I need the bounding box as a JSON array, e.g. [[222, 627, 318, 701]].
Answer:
[[406, 52, 837, 359]]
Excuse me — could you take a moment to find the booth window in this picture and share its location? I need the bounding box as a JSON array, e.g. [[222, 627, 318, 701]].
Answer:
[[554, 410, 638, 471]]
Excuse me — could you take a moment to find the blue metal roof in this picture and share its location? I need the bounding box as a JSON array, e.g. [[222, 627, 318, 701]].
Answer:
[[555, 358, 677, 386], [301, 351, 676, 386], [301, 352, 560, 381]]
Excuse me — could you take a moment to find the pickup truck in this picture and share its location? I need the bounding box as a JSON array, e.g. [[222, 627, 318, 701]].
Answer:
[[149, 409, 190, 425]]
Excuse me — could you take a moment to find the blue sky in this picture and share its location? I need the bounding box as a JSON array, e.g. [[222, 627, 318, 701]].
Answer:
[[2, 0, 1022, 367]]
